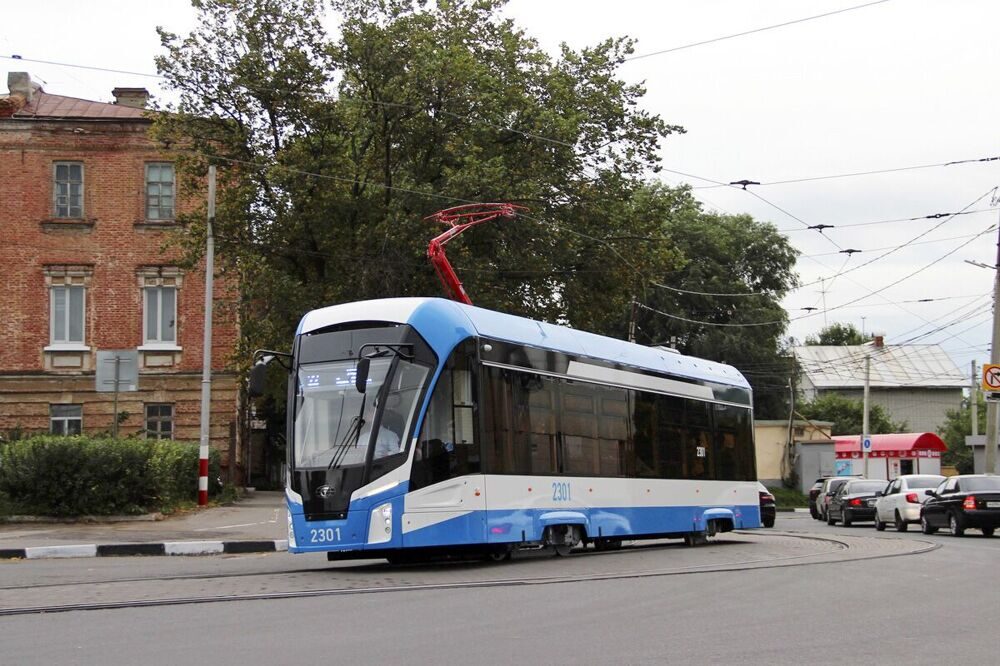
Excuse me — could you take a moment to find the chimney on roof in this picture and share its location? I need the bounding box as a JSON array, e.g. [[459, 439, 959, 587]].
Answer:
[[112, 87, 149, 109], [7, 72, 42, 102]]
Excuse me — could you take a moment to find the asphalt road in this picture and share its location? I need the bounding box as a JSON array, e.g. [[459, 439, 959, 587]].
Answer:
[[2, 512, 998, 665]]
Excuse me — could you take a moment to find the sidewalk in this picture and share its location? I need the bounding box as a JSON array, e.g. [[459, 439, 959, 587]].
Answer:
[[0, 490, 288, 560]]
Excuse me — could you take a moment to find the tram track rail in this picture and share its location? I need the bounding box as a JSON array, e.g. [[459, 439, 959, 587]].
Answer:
[[0, 531, 939, 617]]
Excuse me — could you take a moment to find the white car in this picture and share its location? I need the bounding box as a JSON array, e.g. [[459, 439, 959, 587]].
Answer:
[[873, 474, 945, 532]]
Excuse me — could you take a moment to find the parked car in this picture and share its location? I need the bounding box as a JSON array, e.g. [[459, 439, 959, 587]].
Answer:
[[808, 479, 824, 519], [757, 482, 776, 528], [873, 474, 944, 532], [815, 476, 859, 521], [826, 479, 889, 526], [920, 474, 1000, 537]]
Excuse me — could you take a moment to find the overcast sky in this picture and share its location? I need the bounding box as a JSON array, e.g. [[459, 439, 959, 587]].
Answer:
[[3, 0, 997, 376]]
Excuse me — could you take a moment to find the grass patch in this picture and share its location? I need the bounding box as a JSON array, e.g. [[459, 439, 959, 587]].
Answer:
[[766, 485, 808, 509]]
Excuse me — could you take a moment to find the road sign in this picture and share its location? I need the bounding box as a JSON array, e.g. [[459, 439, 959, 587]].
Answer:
[[862, 437, 872, 450], [983, 364, 1000, 392], [95, 350, 138, 392]]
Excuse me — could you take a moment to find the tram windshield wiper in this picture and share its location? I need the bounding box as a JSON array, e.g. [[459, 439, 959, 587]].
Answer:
[[327, 396, 366, 470]]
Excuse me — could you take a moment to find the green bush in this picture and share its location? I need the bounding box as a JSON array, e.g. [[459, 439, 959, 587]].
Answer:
[[148, 439, 222, 506], [767, 485, 808, 509], [0, 436, 223, 516]]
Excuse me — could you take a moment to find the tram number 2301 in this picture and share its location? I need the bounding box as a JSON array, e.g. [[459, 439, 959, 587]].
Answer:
[[309, 527, 341, 543], [552, 482, 572, 502]]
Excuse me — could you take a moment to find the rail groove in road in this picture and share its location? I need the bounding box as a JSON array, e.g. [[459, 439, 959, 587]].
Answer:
[[0, 531, 939, 617]]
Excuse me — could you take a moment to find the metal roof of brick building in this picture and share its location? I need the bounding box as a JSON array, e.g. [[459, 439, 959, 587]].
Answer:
[[793, 343, 966, 390], [6, 91, 148, 120]]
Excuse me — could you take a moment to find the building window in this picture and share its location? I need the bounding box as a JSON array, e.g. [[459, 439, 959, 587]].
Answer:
[[144, 286, 177, 344], [51, 285, 85, 345], [53, 162, 84, 218], [146, 163, 175, 220], [50, 404, 83, 435], [145, 404, 174, 440]]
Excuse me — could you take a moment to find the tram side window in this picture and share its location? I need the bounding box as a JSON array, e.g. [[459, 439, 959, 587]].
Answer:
[[412, 343, 480, 489], [516, 374, 559, 475], [482, 367, 521, 474], [654, 394, 685, 478], [685, 400, 714, 480], [713, 404, 755, 481], [599, 390, 630, 476], [561, 384, 599, 475], [631, 391, 658, 478]]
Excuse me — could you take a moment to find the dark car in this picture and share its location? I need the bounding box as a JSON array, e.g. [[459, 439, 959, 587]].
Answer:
[[757, 482, 776, 528], [815, 476, 859, 521], [826, 479, 889, 526], [920, 474, 1000, 537]]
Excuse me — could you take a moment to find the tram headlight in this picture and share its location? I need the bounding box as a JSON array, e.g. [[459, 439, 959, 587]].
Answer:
[[287, 510, 297, 548], [368, 502, 393, 544]]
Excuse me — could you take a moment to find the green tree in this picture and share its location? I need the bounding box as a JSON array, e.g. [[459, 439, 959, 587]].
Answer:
[[798, 393, 904, 436], [804, 322, 871, 346], [938, 393, 986, 474], [153, 0, 683, 362], [153, 0, 802, 425], [624, 184, 799, 418]]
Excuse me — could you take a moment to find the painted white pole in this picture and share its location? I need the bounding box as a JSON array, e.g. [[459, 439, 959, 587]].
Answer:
[[198, 166, 216, 506]]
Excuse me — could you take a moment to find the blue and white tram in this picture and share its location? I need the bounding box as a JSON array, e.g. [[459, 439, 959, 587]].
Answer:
[[266, 297, 760, 561]]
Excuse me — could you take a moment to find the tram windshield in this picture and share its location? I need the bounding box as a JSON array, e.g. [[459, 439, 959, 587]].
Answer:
[[293, 358, 428, 469]]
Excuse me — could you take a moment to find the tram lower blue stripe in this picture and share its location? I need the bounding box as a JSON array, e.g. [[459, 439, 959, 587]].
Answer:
[[289, 504, 761, 553]]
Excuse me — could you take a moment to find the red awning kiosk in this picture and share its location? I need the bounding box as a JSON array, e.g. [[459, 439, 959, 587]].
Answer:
[[832, 433, 947, 479]]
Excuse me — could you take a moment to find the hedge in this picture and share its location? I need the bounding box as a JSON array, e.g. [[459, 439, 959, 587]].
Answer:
[[0, 435, 222, 516]]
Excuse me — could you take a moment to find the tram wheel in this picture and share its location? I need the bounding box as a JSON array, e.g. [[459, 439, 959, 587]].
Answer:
[[594, 538, 623, 551], [485, 547, 513, 562], [684, 532, 708, 547]]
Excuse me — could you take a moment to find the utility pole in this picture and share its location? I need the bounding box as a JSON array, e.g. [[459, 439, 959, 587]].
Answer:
[[985, 219, 1000, 475], [971, 360, 978, 438], [198, 166, 216, 506], [862, 354, 871, 478], [628, 300, 638, 344]]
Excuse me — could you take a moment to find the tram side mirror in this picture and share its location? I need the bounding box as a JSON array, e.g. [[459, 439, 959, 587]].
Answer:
[[248, 356, 272, 398], [355, 357, 370, 394]]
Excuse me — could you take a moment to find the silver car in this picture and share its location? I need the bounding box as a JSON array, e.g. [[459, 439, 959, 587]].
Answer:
[[873, 474, 945, 532]]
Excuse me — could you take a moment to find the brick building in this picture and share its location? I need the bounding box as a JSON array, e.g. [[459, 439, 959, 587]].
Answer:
[[0, 72, 242, 474]]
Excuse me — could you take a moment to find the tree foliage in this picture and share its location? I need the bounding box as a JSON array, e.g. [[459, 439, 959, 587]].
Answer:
[[154, 0, 681, 351], [937, 393, 985, 474], [798, 393, 904, 436], [625, 184, 799, 418], [804, 322, 870, 346], [153, 0, 799, 418]]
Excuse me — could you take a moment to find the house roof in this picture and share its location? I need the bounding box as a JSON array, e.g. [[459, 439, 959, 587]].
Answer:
[[833, 433, 948, 454], [793, 343, 965, 390], [1, 91, 147, 121]]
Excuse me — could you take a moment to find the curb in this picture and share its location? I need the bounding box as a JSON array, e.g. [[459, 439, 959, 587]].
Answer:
[[0, 539, 289, 560], [0, 513, 164, 524]]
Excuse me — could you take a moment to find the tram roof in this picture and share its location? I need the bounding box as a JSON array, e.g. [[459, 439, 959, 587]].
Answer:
[[298, 297, 750, 389]]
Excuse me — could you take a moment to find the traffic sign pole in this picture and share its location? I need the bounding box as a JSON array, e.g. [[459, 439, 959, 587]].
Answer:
[[862, 354, 870, 478], [987, 218, 1000, 474]]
